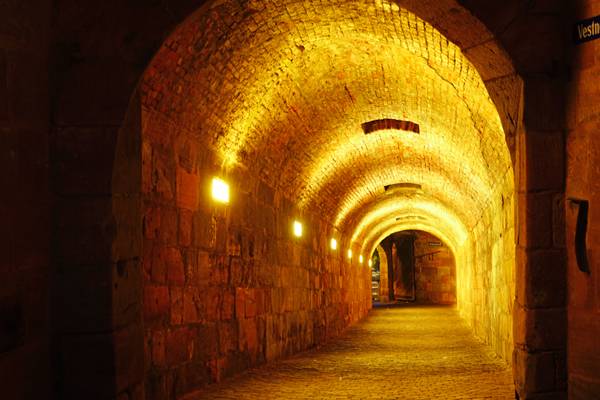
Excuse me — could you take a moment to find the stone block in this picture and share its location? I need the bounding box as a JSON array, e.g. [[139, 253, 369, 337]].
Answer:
[[569, 375, 600, 400], [568, 310, 600, 379], [238, 318, 258, 353], [165, 328, 190, 366], [526, 131, 565, 192], [235, 287, 246, 320], [158, 207, 178, 245], [516, 248, 566, 308], [217, 321, 238, 355], [205, 287, 221, 321], [192, 210, 217, 250], [196, 251, 210, 285], [221, 289, 235, 321], [112, 259, 142, 329], [464, 39, 515, 81], [193, 323, 219, 361], [178, 209, 193, 246], [515, 304, 566, 351], [56, 197, 113, 266], [54, 127, 117, 195], [114, 324, 144, 394], [150, 245, 167, 284], [143, 285, 169, 324], [501, 14, 564, 75], [176, 167, 199, 210], [54, 263, 112, 333], [166, 247, 185, 285], [0, 51, 7, 121], [170, 287, 183, 325], [518, 192, 554, 249], [151, 330, 166, 368], [143, 207, 161, 240], [524, 79, 565, 131], [142, 141, 153, 195], [183, 287, 202, 324], [245, 289, 257, 318], [179, 362, 211, 396]]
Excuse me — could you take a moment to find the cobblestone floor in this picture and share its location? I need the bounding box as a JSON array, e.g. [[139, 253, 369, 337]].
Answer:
[[188, 305, 515, 399]]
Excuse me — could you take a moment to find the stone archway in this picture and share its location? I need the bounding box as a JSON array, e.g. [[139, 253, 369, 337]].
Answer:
[[49, 1, 566, 399]]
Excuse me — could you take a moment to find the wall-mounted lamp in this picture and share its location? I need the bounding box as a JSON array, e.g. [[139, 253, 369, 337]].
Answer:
[[368, 259, 372, 267], [359, 255, 364, 264], [293, 220, 303, 238], [330, 238, 338, 250], [347, 249, 353, 259], [211, 177, 230, 204]]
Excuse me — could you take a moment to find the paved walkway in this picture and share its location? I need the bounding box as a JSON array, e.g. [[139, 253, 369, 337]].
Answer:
[[189, 306, 514, 399]]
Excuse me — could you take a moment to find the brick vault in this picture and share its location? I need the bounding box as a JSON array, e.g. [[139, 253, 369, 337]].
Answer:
[[2, 0, 598, 399]]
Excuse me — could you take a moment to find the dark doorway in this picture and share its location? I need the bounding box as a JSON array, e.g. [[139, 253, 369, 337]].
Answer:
[[381, 232, 416, 302]]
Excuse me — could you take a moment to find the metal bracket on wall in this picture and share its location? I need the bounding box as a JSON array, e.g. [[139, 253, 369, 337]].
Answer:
[[568, 198, 590, 274]]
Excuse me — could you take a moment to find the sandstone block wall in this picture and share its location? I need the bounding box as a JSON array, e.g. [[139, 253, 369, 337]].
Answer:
[[141, 109, 371, 398], [0, 2, 52, 399], [566, 1, 600, 397], [413, 232, 456, 305], [457, 171, 515, 364]]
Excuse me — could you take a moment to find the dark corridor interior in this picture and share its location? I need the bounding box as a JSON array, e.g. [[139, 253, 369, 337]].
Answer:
[[382, 233, 416, 302], [376, 231, 456, 305]]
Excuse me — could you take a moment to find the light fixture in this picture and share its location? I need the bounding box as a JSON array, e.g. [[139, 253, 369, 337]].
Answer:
[[293, 220, 303, 238], [347, 249, 353, 259], [368, 259, 372, 267], [211, 177, 230, 204], [330, 238, 338, 250], [359, 255, 364, 264]]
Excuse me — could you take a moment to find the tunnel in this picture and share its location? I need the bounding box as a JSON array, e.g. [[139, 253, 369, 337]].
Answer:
[[126, 1, 518, 396], [4, 0, 600, 399]]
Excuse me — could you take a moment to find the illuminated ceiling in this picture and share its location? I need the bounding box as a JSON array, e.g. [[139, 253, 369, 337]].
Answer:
[[145, 0, 514, 250]]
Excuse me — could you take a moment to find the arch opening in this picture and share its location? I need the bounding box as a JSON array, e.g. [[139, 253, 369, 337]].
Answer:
[[116, 0, 520, 396], [370, 230, 457, 305]]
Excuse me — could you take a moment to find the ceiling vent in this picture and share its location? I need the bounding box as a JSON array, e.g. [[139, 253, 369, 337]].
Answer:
[[395, 215, 427, 221], [384, 183, 422, 192], [362, 119, 420, 135]]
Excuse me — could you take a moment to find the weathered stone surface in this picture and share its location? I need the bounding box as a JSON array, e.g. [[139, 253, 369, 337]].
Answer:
[[187, 307, 515, 399], [1, 0, 583, 399]]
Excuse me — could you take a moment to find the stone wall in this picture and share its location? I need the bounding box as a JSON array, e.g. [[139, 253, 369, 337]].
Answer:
[[0, 1, 573, 399], [0, 1, 51, 399], [457, 171, 515, 364], [413, 232, 456, 305], [377, 246, 389, 303], [141, 109, 371, 398], [566, 1, 600, 397]]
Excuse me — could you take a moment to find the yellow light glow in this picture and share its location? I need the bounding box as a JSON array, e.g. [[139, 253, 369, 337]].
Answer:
[[368, 259, 372, 267], [211, 177, 230, 204], [293, 220, 303, 238], [363, 222, 458, 263], [347, 249, 353, 259], [350, 195, 468, 246], [359, 255, 364, 264], [330, 238, 338, 250]]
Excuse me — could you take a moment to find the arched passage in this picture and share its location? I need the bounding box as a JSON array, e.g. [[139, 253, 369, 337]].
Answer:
[[373, 230, 457, 305], [44, 1, 568, 399], [130, 1, 516, 397]]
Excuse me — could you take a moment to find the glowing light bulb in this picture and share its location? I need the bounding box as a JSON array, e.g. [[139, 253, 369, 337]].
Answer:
[[211, 177, 230, 204], [368, 259, 373, 267], [293, 220, 303, 238], [347, 249, 353, 259], [359, 255, 364, 264], [330, 238, 338, 250]]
